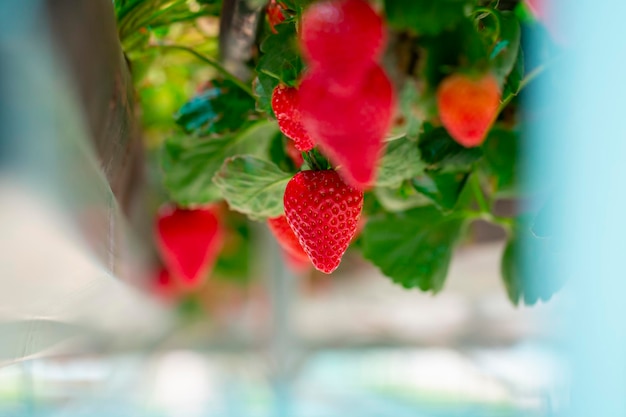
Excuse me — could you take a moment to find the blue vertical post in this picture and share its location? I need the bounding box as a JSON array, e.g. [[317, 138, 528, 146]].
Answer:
[[535, 0, 626, 415]]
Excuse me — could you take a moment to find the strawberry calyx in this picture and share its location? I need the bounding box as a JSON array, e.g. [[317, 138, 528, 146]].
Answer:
[[302, 148, 332, 171]]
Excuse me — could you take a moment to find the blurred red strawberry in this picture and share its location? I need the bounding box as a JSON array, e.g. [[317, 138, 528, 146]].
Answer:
[[155, 205, 225, 289]]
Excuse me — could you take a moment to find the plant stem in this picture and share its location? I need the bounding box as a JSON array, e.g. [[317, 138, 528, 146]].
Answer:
[[469, 174, 490, 214], [154, 44, 254, 98]]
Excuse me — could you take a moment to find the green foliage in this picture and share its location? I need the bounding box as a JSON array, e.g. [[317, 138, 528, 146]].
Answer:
[[503, 46, 525, 97], [481, 127, 519, 195], [254, 73, 279, 116], [384, 0, 473, 36], [412, 171, 469, 211], [175, 80, 256, 135], [116, 0, 220, 54], [373, 183, 431, 213], [376, 136, 425, 188], [419, 17, 489, 88], [490, 11, 522, 86], [213, 156, 291, 220], [362, 206, 465, 292], [254, 21, 304, 115], [418, 126, 483, 171], [257, 22, 304, 87], [162, 121, 278, 206]]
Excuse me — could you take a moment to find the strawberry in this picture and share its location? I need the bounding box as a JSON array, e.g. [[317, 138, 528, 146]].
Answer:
[[436, 73, 501, 148], [155, 205, 224, 289], [283, 170, 363, 274], [267, 215, 310, 264], [267, 0, 286, 34], [299, 64, 395, 189], [271, 84, 315, 152], [301, 0, 385, 93]]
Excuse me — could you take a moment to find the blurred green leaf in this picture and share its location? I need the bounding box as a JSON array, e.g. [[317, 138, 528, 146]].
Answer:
[[490, 11, 522, 86], [384, 0, 472, 36], [373, 183, 431, 212], [481, 127, 519, 195], [412, 171, 469, 211], [392, 79, 422, 139], [376, 136, 426, 188], [175, 79, 255, 135], [162, 121, 279, 206], [362, 206, 464, 292], [257, 22, 304, 87], [418, 126, 483, 171], [213, 156, 291, 220], [503, 46, 525, 97], [420, 18, 489, 89]]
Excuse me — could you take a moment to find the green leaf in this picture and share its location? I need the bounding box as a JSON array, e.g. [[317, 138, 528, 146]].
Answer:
[[420, 18, 489, 88], [384, 0, 472, 36], [503, 46, 525, 97], [481, 127, 519, 195], [175, 79, 255, 135], [418, 126, 483, 171], [490, 11, 522, 86], [376, 136, 426, 188], [362, 206, 464, 292], [257, 22, 304, 87], [502, 223, 564, 305], [373, 184, 431, 212], [412, 171, 469, 211], [392, 79, 422, 139], [253, 73, 279, 116], [162, 121, 279, 206], [213, 156, 292, 220]]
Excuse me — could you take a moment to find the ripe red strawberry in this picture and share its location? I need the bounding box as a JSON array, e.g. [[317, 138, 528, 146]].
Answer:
[[271, 84, 315, 152], [299, 64, 395, 189], [301, 0, 385, 93], [437, 73, 501, 148], [267, 0, 286, 34], [155, 205, 224, 289], [268, 215, 310, 264], [283, 170, 363, 274]]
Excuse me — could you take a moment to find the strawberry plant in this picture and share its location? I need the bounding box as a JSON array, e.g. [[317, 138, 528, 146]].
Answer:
[[116, 0, 563, 305]]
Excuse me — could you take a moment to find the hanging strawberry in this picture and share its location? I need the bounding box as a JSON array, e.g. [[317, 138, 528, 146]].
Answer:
[[283, 170, 363, 273], [155, 205, 224, 289], [437, 73, 501, 148], [271, 84, 315, 152], [299, 64, 395, 189], [301, 0, 385, 94]]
